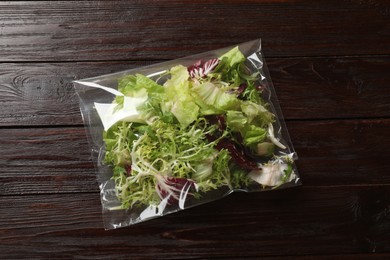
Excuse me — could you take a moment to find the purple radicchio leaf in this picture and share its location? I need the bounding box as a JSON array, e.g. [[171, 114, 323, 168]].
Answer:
[[205, 114, 226, 132], [125, 164, 132, 176], [236, 83, 248, 97], [156, 176, 198, 208], [206, 132, 259, 171], [215, 138, 259, 171], [188, 58, 219, 79]]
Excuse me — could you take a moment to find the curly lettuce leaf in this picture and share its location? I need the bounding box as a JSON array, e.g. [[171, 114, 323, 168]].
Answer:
[[111, 118, 238, 208], [103, 121, 136, 167]]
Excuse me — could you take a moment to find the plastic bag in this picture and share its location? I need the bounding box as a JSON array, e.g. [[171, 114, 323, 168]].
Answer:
[[73, 39, 300, 229]]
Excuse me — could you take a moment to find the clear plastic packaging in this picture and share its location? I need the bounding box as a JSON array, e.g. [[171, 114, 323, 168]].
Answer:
[[74, 39, 300, 229]]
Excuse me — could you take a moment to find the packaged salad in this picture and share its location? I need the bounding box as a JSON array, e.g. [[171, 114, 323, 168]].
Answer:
[[74, 39, 300, 229]]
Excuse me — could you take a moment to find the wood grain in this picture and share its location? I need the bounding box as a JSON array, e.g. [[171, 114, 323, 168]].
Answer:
[[0, 127, 97, 195], [269, 56, 390, 120], [1, 1, 390, 258], [1, 118, 389, 195], [289, 118, 390, 187], [1, 56, 389, 126], [0, 186, 389, 258], [0, 1, 389, 62]]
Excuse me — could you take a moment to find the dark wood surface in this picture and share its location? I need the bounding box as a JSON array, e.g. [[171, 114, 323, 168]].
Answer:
[[1, 1, 389, 259]]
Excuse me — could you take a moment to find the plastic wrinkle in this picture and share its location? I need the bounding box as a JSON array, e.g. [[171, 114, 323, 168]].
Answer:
[[74, 81, 124, 96], [139, 196, 170, 220]]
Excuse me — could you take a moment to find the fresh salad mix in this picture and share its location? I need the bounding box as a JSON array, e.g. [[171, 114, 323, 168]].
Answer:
[[92, 46, 298, 210]]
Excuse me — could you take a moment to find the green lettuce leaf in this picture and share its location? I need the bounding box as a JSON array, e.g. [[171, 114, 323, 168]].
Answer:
[[226, 110, 247, 132], [243, 125, 267, 146], [136, 74, 164, 95], [118, 73, 164, 97], [220, 46, 245, 67], [192, 81, 240, 114], [241, 101, 274, 126], [171, 100, 200, 128], [210, 46, 247, 88], [164, 65, 199, 127], [115, 74, 164, 110]]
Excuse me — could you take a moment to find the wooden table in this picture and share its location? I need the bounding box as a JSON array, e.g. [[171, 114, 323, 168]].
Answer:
[[1, 1, 390, 259]]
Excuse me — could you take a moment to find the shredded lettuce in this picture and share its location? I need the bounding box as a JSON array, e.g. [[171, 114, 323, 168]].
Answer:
[[103, 121, 135, 167], [108, 118, 233, 208]]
